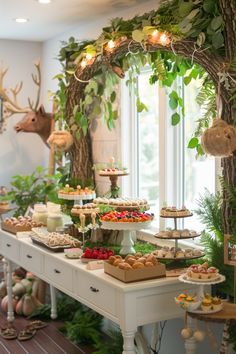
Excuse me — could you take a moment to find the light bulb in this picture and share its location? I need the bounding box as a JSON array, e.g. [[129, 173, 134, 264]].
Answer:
[[107, 40, 115, 50], [14, 18, 29, 23], [152, 30, 159, 38], [81, 60, 87, 68], [86, 53, 93, 61], [159, 33, 170, 46]]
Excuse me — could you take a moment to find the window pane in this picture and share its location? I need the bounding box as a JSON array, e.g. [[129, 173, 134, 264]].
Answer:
[[183, 78, 215, 231], [137, 71, 159, 218]]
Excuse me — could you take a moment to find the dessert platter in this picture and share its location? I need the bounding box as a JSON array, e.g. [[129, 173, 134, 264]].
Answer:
[[152, 247, 204, 260], [177, 262, 225, 314], [58, 184, 96, 206], [175, 293, 223, 314], [93, 197, 149, 211], [1, 216, 44, 234], [100, 211, 154, 254], [30, 228, 81, 252], [155, 205, 204, 262]]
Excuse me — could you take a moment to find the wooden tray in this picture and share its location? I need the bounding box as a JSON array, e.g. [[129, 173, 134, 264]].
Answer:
[[30, 236, 72, 253], [1, 222, 32, 235]]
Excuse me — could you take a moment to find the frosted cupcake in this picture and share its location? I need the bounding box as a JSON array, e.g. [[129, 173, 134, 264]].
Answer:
[[211, 297, 222, 311], [201, 298, 212, 312]]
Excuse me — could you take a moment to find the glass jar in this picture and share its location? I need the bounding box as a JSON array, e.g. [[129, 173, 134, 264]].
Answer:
[[47, 212, 63, 232], [32, 204, 48, 225]]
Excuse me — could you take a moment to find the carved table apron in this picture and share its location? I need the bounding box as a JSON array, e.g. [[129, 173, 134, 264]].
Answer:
[[0, 229, 196, 354]]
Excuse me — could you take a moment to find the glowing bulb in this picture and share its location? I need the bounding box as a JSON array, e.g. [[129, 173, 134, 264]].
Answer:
[[14, 18, 29, 23], [107, 40, 115, 50], [81, 60, 87, 68], [152, 30, 159, 38], [159, 33, 170, 46], [86, 53, 93, 60]]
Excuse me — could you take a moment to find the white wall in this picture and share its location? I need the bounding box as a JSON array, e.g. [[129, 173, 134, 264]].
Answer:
[[0, 39, 48, 188]]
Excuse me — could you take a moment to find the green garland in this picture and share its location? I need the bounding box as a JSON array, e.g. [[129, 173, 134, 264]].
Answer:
[[50, 0, 233, 156]]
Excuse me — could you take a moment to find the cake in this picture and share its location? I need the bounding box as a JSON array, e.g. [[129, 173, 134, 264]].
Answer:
[[201, 297, 212, 311], [160, 206, 191, 217], [187, 262, 219, 280], [99, 167, 127, 176], [211, 296, 222, 311], [0, 201, 9, 210]]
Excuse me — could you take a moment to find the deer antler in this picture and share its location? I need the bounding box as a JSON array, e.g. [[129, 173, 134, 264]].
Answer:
[[0, 61, 42, 118], [28, 62, 41, 111], [0, 67, 30, 117]]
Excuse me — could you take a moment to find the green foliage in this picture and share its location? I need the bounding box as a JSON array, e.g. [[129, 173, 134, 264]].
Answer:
[[0, 166, 61, 216], [93, 329, 123, 354], [195, 188, 223, 241], [60, 306, 103, 345]]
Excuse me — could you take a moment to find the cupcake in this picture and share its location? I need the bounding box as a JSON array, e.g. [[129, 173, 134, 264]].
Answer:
[[211, 297, 222, 311], [201, 298, 212, 312], [172, 230, 181, 237]]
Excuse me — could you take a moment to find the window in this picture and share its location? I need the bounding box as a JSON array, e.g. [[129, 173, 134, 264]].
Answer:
[[121, 68, 216, 232]]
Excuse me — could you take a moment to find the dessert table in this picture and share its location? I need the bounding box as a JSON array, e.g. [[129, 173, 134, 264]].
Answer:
[[0, 229, 196, 354]]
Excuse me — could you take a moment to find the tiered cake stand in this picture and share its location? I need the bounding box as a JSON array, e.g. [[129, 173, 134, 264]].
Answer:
[[178, 273, 226, 314], [155, 213, 204, 260], [98, 173, 128, 198], [100, 220, 152, 255]]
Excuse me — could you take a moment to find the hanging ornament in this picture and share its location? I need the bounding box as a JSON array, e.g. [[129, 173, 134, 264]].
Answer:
[[181, 327, 193, 339], [47, 130, 74, 152], [193, 329, 205, 342], [201, 119, 236, 157]]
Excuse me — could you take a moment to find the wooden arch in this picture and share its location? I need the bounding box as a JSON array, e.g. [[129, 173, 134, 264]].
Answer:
[[65, 0, 236, 234]]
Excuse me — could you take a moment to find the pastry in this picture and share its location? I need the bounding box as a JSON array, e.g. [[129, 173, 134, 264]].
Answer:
[[201, 298, 212, 312], [160, 206, 191, 217], [172, 230, 181, 237], [181, 229, 190, 237], [211, 297, 222, 311]]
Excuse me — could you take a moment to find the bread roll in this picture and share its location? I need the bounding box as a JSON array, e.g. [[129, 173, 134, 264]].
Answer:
[[119, 262, 132, 270], [126, 257, 136, 266], [113, 259, 123, 266], [145, 261, 154, 267], [132, 262, 145, 269], [108, 256, 116, 264], [137, 257, 146, 264]]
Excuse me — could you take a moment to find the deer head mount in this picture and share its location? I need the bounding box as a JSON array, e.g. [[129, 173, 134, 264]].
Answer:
[[0, 62, 53, 146]]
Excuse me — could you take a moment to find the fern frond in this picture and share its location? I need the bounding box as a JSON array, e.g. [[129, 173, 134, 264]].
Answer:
[[195, 189, 223, 241]]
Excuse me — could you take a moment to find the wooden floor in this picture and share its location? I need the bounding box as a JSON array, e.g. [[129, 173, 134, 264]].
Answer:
[[0, 313, 93, 354]]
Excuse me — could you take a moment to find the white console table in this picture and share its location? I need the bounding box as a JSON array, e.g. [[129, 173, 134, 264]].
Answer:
[[0, 229, 196, 354]]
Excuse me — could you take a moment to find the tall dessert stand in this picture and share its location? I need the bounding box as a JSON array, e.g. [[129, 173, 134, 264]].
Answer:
[[155, 213, 204, 261], [100, 220, 152, 255], [98, 173, 128, 198]]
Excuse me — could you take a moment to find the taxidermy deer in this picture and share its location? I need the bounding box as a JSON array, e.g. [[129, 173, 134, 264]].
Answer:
[[0, 62, 53, 146]]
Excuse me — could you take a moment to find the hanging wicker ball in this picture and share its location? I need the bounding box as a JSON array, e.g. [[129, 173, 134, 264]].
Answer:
[[47, 130, 74, 152], [201, 119, 236, 157]]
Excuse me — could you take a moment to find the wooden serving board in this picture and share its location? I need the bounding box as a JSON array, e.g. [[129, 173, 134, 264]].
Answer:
[[1, 222, 32, 235]]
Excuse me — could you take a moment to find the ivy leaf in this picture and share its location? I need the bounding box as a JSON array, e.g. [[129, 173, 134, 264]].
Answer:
[[132, 30, 145, 43], [188, 137, 199, 148], [169, 91, 179, 110], [211, 16, 223, 31], [184, 76, 192, 85], [197, 144, 204, 155], [85, 95, 93, 105], [171, 112, 180, 126], [186, 8, 200, 20], [110, 91, 116, 103], [136, 97, 148, 113], [179, 1, 194, 17], [203, 0, 216, 13], [212, 32, 224, 49]]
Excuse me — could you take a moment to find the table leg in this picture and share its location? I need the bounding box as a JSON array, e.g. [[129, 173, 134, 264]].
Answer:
[[6, 259, 14, 322], [49, 285, 57, 319], [184, 317, 197, 354], [122, 330, 136, 354]]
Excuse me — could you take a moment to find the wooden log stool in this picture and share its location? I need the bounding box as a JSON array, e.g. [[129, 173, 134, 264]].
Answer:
[[187, 303, 236, 354]]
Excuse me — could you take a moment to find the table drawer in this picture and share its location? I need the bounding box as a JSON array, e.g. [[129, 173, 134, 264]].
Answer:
[[1, 235, 19, 261], [76, 272, 117, 316], [20, 245, 43, 274], [44, 257, 73, 292]]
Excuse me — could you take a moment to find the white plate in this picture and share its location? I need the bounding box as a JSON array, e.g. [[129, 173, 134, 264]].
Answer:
[[187, 304, 223, 314], [100, 220, 152, 231]]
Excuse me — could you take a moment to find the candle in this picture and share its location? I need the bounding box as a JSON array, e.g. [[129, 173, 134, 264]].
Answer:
[[80, 214, 85, 228], [91, 212, 96, 226], [109, 156, 115, 168]]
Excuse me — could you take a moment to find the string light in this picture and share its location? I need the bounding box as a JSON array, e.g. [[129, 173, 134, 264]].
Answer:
[[85, 53, 94, 61], [80, 60, 87, 68], [108, 40, 115, 49], [159, 33, 170, 46], [152, 29, 160, 39]]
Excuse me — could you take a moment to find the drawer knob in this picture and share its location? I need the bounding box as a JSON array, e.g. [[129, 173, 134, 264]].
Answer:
[[6, 243, 11, 247], [26, 254, 32, 259], [54, 269, 61, 274], [90, 286, 99, 293]]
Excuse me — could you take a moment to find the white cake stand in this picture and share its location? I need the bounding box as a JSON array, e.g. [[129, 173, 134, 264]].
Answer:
[[58, 193, 96, 206], [178, 273, 226, 313], [100, 220, 152, 255]]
